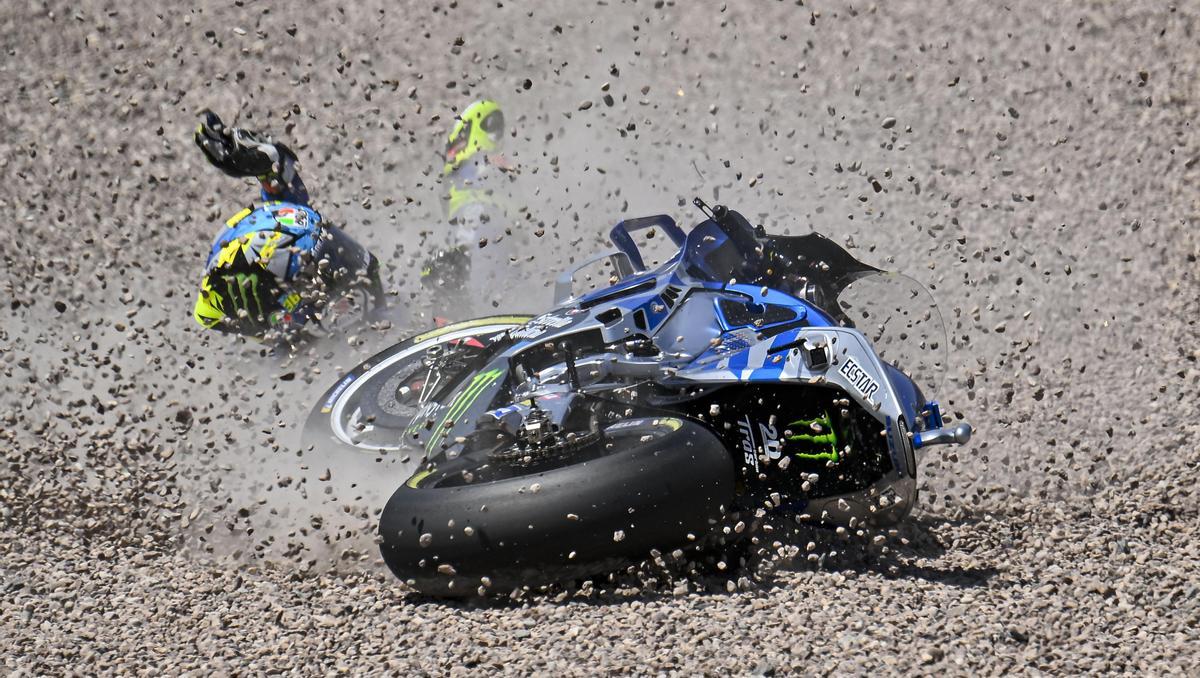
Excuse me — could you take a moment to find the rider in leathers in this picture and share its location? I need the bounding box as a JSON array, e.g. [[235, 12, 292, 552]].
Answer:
[[422, 100, 522, 316], [191, 111, 386, 342]]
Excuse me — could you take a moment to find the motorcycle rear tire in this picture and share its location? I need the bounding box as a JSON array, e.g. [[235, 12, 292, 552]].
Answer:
[[379, 418, 736, 597]]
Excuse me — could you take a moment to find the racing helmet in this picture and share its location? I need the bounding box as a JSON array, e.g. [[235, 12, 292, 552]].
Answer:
[[194, 203, 323, 334], [443, 99, 505, 175], [204, 203, 321, 279]]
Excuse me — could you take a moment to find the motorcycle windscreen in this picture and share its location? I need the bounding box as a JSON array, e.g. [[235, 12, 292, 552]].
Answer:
[[834, 272, 948, 398], [678, 220, 746, 283]]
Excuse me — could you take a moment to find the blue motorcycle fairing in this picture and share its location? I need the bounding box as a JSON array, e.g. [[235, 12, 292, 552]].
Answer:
[[408, 207, 949, 467], [881, 362, 926, 431]]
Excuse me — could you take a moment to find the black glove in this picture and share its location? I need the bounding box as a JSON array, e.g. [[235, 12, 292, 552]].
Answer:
[[194, 110, 298, 183]]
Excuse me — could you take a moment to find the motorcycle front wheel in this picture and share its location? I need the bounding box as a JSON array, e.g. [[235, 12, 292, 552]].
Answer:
[[301, 315, 532, 456]]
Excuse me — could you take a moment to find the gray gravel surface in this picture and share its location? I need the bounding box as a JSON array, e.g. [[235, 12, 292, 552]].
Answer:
[[2, 0, 1198, 674]]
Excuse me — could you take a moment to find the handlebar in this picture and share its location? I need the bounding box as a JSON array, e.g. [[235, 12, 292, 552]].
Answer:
[[709, 204, 762, 261]]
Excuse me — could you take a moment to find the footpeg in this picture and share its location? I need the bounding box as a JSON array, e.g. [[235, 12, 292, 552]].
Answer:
[[913, 423, 972, 448]]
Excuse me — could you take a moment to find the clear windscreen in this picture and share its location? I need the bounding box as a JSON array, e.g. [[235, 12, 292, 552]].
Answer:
[[834, 272, 948, 397]]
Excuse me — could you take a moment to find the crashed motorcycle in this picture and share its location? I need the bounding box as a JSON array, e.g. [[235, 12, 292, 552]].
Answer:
[[303, 200, 972, 596]]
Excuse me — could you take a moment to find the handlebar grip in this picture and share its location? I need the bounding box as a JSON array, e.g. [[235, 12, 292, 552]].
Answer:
[[711, 206, 761, 261]]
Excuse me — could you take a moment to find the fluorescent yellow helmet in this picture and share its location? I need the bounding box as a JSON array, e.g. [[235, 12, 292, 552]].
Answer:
[[443, 100, 504, 175]]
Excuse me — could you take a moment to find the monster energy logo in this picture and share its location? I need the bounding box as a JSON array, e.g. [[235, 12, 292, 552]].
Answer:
[[424, 368, 505, 453], [786, 412, 840, 461], [220, 272, 267, 324]]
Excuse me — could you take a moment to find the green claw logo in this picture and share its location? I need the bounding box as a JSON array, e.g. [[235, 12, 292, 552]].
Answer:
[[423, 368, 505, 453], [220, 271, 266, 322], [786, 412, 840, 461]]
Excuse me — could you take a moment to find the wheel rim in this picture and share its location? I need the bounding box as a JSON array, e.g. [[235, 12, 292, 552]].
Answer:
[[328, 323, 523, 452]]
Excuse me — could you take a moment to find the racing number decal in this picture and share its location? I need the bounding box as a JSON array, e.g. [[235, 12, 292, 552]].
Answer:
[[760, 422, 781, 459], [737, 416, 782, 472]]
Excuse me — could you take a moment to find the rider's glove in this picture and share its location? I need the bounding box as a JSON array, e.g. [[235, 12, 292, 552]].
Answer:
[[194, 110, 299, 196]]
